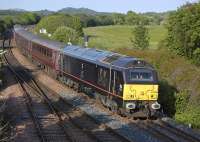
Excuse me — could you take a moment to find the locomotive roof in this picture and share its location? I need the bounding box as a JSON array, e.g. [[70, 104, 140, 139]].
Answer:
[[14, 26, 65, 50], [62, 46, 152, 70]]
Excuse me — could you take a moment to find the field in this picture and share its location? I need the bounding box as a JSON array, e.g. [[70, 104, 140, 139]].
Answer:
[[84, 25, 167, 50]]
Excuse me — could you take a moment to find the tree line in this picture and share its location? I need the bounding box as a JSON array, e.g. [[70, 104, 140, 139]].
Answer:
[[0, 12, 41, 38], [34, 12, 152, 49], [75, 11, 166, 27]]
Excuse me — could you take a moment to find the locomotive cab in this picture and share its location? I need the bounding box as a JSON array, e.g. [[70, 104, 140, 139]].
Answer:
[[120, 60, 160, 117]]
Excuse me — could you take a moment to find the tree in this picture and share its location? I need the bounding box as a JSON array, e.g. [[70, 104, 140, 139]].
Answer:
[[125, 11, 139, 25], [166, 2, 200, 64], [71, 16, 84, 37], [131, 24, 149, 50], [15, 13, 41, 25], [52, 26, 80, 44], [0, 20, 5, 36], [35, 14, 83, 37], [35, 14, 73, 34], [3, 16, 13, 29], [112, 13, 125, 25], [96, 15, 114, 26]]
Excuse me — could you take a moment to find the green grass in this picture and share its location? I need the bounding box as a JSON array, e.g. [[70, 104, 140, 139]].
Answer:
[[84, 25, 167, 50]]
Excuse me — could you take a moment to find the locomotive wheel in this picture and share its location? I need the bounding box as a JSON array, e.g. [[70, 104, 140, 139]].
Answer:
[[111, 105, 118, 113], [77, 84, 83, 93], [109, 101, 118, 114]]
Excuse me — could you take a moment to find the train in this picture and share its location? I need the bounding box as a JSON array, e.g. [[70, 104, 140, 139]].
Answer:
[[13, 25, 161, 118]]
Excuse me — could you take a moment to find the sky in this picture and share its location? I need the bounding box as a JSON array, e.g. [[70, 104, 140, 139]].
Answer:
[[0, 0, 198, 13]]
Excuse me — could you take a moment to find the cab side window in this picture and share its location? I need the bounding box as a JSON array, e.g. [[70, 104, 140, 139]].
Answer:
[[98, 67, 109, 89], [115, 71, 124, 96]]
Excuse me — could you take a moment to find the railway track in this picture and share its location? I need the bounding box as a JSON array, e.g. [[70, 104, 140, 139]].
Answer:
[[4, 50, 72, 142], [37, 81, 131, 142], [3, 47, 132, 142], [152, 120, 200, 142], [130, 119, 200, 142]]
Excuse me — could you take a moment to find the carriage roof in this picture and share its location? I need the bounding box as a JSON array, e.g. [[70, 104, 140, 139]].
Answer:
[[14, 26, 65, 50]]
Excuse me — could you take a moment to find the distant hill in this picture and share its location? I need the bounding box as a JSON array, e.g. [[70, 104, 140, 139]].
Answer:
[[0, 7, 109, 16], [0, 9, 55, 17], [34, 10, 55, 16], [0, 9, 25, 16], [0, 7, 172, 18], [58, 7, 110, 15]]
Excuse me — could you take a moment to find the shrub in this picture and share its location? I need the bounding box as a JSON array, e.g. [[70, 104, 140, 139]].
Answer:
[[35, 14, 73, 34], [35, 14, 84, 38], [131, 24, 149, 50], [166, 2, 200, 64], [175, 90, 190, 114], [158, 80, 176, 116], [193, 48, 200, 65], [175, 105, 200, 128], [52, 26, 80, 44]]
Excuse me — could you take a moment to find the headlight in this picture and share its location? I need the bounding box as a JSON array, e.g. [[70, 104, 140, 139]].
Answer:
[[126, 103, 136, 109], [151, 101, 161, 110]]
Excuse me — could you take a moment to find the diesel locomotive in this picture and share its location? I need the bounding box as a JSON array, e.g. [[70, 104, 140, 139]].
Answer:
[[13, 25, 161, 117]]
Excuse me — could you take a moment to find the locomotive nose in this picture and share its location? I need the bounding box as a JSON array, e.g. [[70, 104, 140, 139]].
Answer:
[[123, 84, 159, 101]]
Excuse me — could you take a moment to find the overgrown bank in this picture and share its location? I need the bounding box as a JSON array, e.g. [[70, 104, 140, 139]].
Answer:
[[116, 48, 200, 128]]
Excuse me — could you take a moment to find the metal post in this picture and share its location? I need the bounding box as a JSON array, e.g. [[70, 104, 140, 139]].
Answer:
[[113, 71, 116, 93], [108, 66, 112, 93]]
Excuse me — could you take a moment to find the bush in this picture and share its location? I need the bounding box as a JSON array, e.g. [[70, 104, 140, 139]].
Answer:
[[35, 14, 73, 34], [175, 90, 190, 114], [3, 16, 13, 29], [175, 106, 200, 128], [166, 2, 200, 64], [0, 20, 5, 35], [15, 13, 40, 25], [131, 24, 149, 50], [193, 48, 200, 65], [158, 80, 176, 116], [35, 14, 84, 39], [71, 17, 84, 37], [52, 26, 80, 44]]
